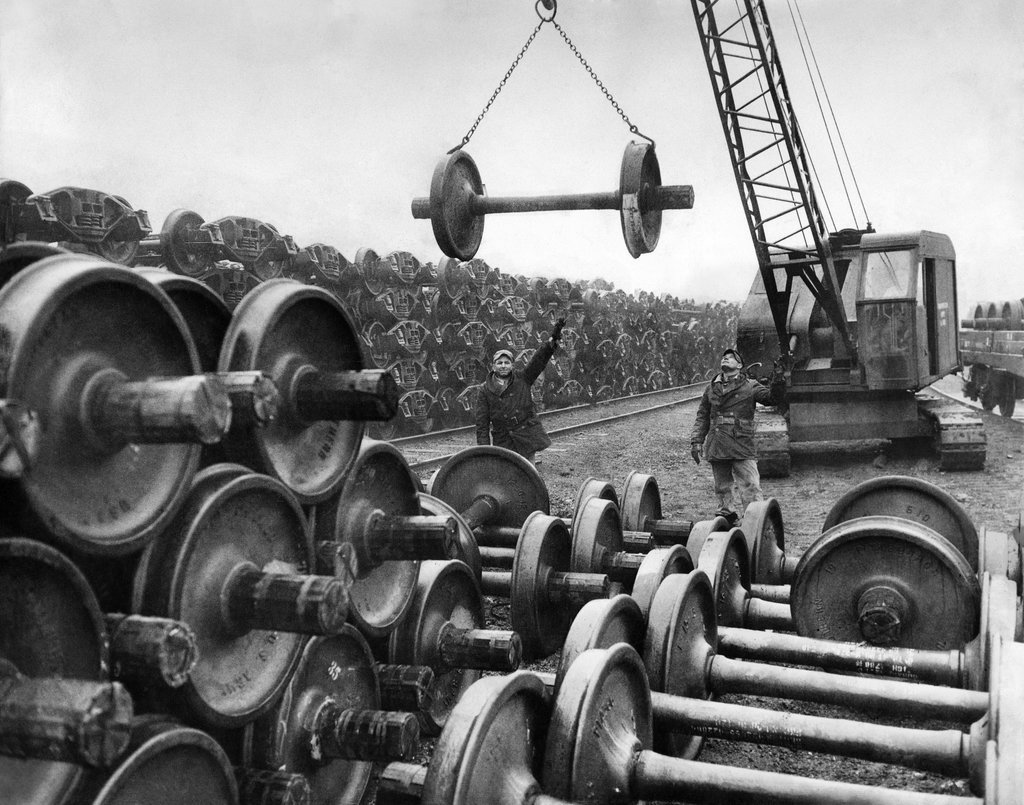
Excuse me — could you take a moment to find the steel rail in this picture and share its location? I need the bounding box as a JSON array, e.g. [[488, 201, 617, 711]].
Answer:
[[392, 382, 707, 448], [404, 379, 987, 475], [406, 385, 704, 473]]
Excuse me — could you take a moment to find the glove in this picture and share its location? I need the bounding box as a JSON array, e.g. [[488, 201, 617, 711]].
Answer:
[[690, 444, 703, 465], [769, 374, 787, 405], [767, 360, 787, 405], [551, 317, 566, 344]]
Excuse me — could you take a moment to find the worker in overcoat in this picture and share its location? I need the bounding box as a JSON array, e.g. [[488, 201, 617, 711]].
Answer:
[[690, 347, 774, 520], [476, 318, 564, 464]]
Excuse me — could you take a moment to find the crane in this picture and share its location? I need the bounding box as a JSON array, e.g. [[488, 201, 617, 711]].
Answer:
[[689, 0, 985, 473]]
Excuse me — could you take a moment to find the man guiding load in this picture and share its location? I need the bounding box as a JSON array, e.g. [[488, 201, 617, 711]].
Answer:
[[690, 347, 776, 522], [476, 317, 565, 465]]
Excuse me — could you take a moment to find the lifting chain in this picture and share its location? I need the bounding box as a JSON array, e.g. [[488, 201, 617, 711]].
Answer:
[[548, 12, 654, 147], [448, 0, 654, 155]]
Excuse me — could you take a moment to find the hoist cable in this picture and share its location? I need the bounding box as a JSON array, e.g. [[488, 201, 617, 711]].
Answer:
[[790, 0, 872, 228], [786, 0, 861, 230]]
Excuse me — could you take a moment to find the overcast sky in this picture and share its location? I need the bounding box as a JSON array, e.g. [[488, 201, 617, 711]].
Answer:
[[1, 0, 1021, 305]]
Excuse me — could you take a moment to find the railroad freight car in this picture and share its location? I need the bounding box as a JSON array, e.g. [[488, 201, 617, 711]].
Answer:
[[959, 299, 1024, 417]]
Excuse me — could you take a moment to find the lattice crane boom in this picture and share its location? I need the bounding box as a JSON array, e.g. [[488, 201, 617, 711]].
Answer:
[[690, 0, 855, 361]]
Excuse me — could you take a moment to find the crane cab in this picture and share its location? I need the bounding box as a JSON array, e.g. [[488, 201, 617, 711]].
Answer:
[[840, 231, 959, 391], [737, 229, 959, 397]]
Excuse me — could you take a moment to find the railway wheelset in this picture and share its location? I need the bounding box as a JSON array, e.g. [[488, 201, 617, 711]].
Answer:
[[425, 449, 1013, 655], [391, 446, 1024, 803], [0, 178, 741, 441], [0, 254, 533, 804], [0, 246, 1020, 804]]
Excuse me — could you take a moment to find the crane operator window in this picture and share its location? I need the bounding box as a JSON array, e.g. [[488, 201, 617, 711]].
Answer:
[[861, 250, 915, 299]]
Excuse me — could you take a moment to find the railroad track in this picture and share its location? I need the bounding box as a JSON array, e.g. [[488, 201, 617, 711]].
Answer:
[[400, 374, 1023, 476], [397, 382, 706, 473]]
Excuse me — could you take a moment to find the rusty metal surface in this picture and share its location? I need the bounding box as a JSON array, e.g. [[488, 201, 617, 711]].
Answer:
[[620, 470, 662, 532], [554, 593, 644, 692], [87, 720, 236, 805], [619, 140, 664, 258], [218, 279, 364, 503], [428, 446, 549, 530], [822, 475, 979, 571], [740, 498, 790, 584], [0, 538, 110, 803], [420, 672, 549, 805], [0, 257, 202, 554], [313, 440, 420, 638], [793, 515, 980, 650], [247, 628, 378, 805], [131, 468, 311, 728], [509, 512, 576, 660], [388, 561, 488, 735]]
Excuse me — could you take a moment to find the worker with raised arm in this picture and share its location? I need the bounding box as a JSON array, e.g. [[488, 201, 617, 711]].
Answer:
[[475, 318, 565, 465], [690, 347, 775, 522]]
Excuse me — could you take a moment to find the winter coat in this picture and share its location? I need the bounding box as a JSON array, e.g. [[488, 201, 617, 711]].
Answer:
[[690, 371, 773, 460], [475, 341, 555, 456]]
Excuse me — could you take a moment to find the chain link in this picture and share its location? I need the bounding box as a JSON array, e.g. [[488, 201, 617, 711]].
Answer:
[[448, 19, 547, 154], [449, 3, 654, 154], [551, 20, 654, 147]]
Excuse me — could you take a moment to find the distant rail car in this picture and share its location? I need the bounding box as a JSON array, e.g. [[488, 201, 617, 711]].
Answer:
[[959, 300, 1024, 416]]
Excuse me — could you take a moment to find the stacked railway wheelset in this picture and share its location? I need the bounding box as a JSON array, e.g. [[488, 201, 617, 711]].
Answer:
[[0, 180, 739, 441], [0, 252, 538, 804]]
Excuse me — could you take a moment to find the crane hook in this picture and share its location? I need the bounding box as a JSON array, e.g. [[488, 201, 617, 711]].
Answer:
[[536, 0, 556, 22]]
